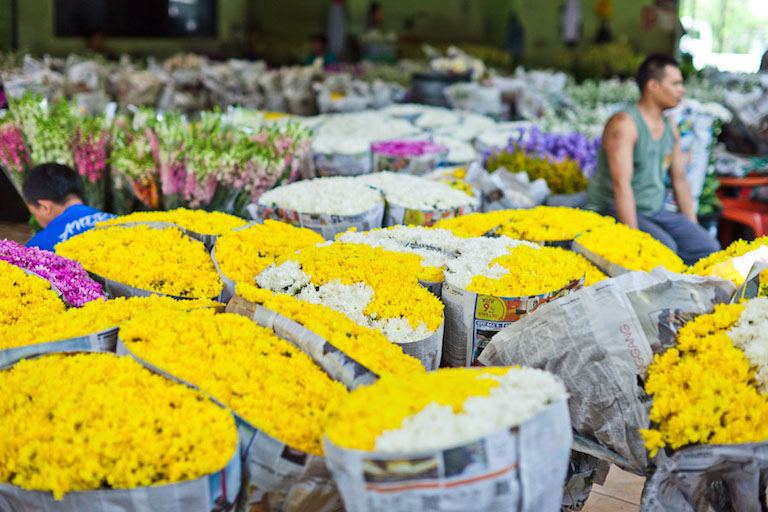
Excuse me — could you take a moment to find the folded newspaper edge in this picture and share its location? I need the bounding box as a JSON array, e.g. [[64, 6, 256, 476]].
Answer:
[[0, 327, 118, 370], [571, 238, 631, 278], [383, 202, 476, 228], [252, 201, 385, 240]]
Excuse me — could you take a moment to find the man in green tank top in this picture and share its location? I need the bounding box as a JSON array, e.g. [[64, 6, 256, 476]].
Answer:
[[586, 54, 720, 265]]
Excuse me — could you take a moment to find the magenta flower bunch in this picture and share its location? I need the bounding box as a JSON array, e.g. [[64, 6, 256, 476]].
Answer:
[[0, 122, 30, 175], [0, 240, 105, 307], [371, 140, 448, 157]]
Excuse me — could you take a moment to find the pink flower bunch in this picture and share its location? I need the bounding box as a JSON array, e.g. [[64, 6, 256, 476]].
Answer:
[[72, 128, 109, 184], [0, 240, 105, 307], [370, 140, 448, 157], [0, 123, 31, 174]]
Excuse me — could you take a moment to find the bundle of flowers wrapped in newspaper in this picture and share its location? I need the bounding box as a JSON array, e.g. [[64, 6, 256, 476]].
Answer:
[[324, 366, 572, 512], [56, 225, 223, 299], [253, 177, 385, 239], [0, 352, 240, 509], [687, 236, 768, 286], [98, 208, 247, 236]]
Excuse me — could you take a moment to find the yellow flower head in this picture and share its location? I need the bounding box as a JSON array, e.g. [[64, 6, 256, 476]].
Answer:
[[577, 223, 686, 273], [467, 245, 585, 296], [56, 225, 223, 298], [687, 236, 768, 284], [97, 208, 248, 235], [215, 220, 324, 283], [434, 210, 518, 238], [120, 309, 348, 456], [0, 353, 237, 498], [0, 260, 66, 326]]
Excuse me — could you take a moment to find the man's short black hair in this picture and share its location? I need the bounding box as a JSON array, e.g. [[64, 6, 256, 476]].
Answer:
[[22, 163, 84, 205], [636, 54, 680, 91]]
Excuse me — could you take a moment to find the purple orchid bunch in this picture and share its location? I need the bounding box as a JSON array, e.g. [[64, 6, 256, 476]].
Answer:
[[514, 126, 602, 178], [0, 240, 105, 307], [371, 140, 449, 157]]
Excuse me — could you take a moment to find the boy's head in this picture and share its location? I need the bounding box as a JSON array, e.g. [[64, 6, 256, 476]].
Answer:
[[22, 163, 85, 228]]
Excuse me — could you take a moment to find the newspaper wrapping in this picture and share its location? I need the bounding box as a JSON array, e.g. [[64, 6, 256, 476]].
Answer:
[[708, 246, 768, 287], [0, 353, 242, 512], [419, 279, 443, 298], [250, 202, 385, 240], [117, 336, 344, 512], [640, 441, 768, 512], [209, 222, 261, 304], [323, 399, 572, 512], [731, 261, 768, 302], [478, 268, 737, 472], [97, 220, 219, 252], [314, 151, 371, 177], [371, 150, 448, 176], [441, 277, 584, 367], [571, 238, 631, 277], [383, 202, 476, 228], [0, 327, 118, 370]]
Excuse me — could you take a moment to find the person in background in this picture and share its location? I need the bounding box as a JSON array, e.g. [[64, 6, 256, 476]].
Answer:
[[23, 163, 115, 252], [305, 34, 337, 66], [760, 49, 768, 72], [586, 54, 720, 265], [326, 0, 348, 61]]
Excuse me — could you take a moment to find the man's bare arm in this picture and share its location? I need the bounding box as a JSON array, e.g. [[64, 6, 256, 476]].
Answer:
[[668, 124, 697, 223], [604, 113, 639, 228]]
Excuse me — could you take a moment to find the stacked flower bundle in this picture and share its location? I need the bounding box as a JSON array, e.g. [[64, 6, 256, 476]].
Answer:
[[485, 148, 588, 195], [574, 223, 686, 275], [120, 309, 348, 456], [326, 366, 567, 452], [641, 299, 768, 456], [56, 225, 222, 299], [98, 207, 248, 236], [0, 117, 30, 192], [0, 353, 238, 498], [370, 140, 448, 175], [515, 126, 602, 177], [215, 220, 324, 284], [256, 242, 444, 344], [0, 240, 104, 307]]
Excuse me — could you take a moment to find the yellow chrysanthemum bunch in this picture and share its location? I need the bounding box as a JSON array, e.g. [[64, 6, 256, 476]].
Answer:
[[57, 225, 223, 298], [494, 206, 614, 242], [576, 223, 686, 273], [0, 353, 237, 499], [236, 284, 425, 375], [216, 220, 324, 283], [687, 236, 768, 284], [120, 309, 348, 456], [0, 260, 65, 326], [326, 367, 509, 451], [571, 252, 609, 286], [640, 303, 768, 457], [468, 245, 585, 296], [273, 243, 444, 332], [433, 210, 516, 238], [98, 208, 248, 235], [0, 296, 218, 350]]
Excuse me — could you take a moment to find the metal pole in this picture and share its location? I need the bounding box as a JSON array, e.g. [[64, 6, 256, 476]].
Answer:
[[10, 0, 18, 51]]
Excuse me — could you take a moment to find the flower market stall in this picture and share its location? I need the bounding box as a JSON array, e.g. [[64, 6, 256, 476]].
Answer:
[[4, 43, 768, 512]]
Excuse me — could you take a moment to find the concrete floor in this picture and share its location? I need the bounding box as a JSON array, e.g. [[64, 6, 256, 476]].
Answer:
[[583, 466, 644, 512]]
